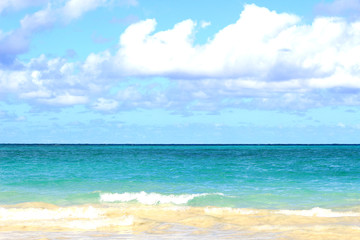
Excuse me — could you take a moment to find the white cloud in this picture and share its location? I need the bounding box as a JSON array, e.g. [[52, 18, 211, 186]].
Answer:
[[0, 68, 28, 92], [1, 55, 90, 106], [61, 0, 139, 21], [41, 93, 88, 106], [61, 0, 107, 21], [20, 7, 55, 33], [115, 18, 197, 76], [0, 6, 55, 64], [99, 3, 360, 91], [0, 0, 130, 64], [93, 98, 119, 111], [83, 51, 111, 77], [117, 87, 142, 101], [200, 21, 211, 28], [111, 4, 301, 78], [84, 3, 360, 112], [2, 4, 360, 112]]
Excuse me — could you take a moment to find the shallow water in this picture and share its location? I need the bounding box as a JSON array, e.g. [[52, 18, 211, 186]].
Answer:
[[1, 203, 360, 239], [1, 144, 360, 239]]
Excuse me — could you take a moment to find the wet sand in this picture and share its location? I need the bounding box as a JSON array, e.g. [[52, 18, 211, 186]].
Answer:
[[1, 202, 360, 239]]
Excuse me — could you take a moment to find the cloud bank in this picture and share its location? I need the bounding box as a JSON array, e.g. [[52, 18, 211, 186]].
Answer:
[[109, 4, 360, 87], [2, 4, 360, 112]]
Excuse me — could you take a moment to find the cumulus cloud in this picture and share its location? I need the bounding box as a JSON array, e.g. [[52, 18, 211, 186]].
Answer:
[[61, 0, 107, 21], [111, 4, 301, 78], [82, 4, 360, 111], [2, 4, 360, 112], [0, 54, 90, 106], [0, 0, 141, 110], [106, 3, 360, 86]]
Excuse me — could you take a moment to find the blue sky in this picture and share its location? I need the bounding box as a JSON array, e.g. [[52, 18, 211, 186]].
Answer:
[[1, 0, 360, 143]]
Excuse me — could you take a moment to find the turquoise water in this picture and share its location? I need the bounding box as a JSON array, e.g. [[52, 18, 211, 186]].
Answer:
[[1, 144, 360, 210]]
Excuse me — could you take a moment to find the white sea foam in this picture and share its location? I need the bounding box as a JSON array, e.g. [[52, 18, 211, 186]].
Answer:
[[276, 207, 360, 218], [100, 191, 223, 205], [0, 206, 101, 221], [0, 206, 136, 231]]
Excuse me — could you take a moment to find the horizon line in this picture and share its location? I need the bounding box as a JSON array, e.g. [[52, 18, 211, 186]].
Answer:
[[1, 143, 359, 146]]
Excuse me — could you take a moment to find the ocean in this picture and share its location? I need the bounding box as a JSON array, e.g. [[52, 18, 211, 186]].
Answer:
[[0, 144, 360, 239]]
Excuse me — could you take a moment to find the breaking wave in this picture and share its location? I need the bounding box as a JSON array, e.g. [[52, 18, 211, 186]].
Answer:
[[100, 191, 224, 205], [276, 207, 360, 218]]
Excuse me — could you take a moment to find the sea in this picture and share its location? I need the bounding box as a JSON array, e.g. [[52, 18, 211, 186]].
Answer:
[[0, 144, 360, 239]]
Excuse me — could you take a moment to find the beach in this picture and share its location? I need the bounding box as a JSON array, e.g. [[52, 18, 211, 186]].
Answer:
[[1, 144, 360, 239], [1, 203, 360, 239]]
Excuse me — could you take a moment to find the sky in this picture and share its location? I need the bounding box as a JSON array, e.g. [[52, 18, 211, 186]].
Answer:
[[1, 0, 360, 144]]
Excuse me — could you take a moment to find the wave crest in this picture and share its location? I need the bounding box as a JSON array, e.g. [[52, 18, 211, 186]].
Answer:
[[276, 207, 360, 218], [100, 191, 223, 205]]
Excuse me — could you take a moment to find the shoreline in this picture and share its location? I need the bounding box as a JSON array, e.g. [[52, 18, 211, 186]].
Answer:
[[1, 202, 360, 239]]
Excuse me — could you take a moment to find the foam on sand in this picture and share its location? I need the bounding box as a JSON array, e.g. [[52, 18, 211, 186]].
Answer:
[[0, 205, 101, 221], [276, 207, 360, 217], [1, 202, 360, 239]]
